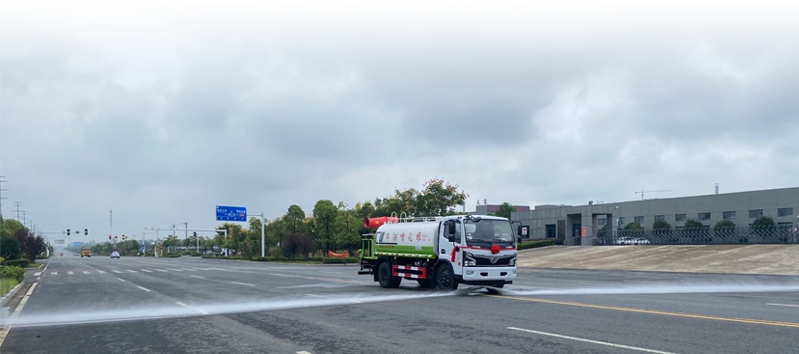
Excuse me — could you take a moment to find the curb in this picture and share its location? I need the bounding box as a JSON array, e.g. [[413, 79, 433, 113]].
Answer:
[[0, 282, 24, 308]]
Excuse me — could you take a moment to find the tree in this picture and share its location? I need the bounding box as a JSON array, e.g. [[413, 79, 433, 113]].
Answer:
[[286, 205, 306, 234], [415, 179, 468, 216], [296, 235, 314, 259], [334, 206, 361, 254], [14, 229, 29, 258], [714, 219, 736, 232], [313, 200, 338, 254], [25, 234, 46, 263], [1, 219, 26, 238], [752, 216, 776, 228], [684, 219, 704, 229], [653, 220, 672, 230], [355, 201, 375, 219], [495, 202, 515, 220], [0, 231, 21, 260], [623, 223, 643, 231]]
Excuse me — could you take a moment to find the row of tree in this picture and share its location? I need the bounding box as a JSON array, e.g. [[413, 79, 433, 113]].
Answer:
[[1, 217, 47, 263], [215, 179, 468, 259]]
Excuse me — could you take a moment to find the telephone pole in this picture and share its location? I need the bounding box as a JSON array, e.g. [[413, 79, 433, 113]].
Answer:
[[109, 208, 113, 242], [14, 201, 21, 220], [0, 176, 7, 220]]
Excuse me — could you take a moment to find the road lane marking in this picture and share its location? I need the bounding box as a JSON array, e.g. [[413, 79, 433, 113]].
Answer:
[[195, 267, 210, 270], [767, 303, 799, 308], [0, 283, 38, 347], [97, 270, 106, 274], [296, 351, 313, 354], [231, 281, 255, 287], [51, 272, 58, 275], [136, 286, 151, 292], [33, 272, 42, 276], [176, 301, 210, 315], [491, 295, 799, 329], [117, 278, 127, 282], [82, 271, 91, 275], [154, 269, 167, 272], [67, 271, 74, 275], [112, 270, 123, 274], [141, 269, 153, 272], [190, 275, 205, 279], [168, 268, 183, 272], [209, 267, 227, 271], [181, 268, 196, 271], [127, 270, 138, 273], [508, 327, 676, 354]]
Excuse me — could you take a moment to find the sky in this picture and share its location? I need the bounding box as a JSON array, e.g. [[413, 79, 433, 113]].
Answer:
[[1, 1, 798, 243]]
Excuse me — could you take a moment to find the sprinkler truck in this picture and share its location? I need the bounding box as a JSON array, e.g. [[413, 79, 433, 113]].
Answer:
[[358, 215, 518, 292]]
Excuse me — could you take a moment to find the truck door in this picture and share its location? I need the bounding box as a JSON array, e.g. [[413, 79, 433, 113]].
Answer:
[[439, 219, 464, 276]]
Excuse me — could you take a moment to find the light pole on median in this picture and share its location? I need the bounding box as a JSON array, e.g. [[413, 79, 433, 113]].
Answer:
[[250, 213, 267, 258]]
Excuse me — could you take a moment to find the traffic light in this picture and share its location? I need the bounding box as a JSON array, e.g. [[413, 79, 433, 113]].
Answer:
[[122, 235, 126, 240], [193, 231, 197, 237], [67, 229, 70, 235], [109, 234, 112, 240], [85, 228, 88, 235]]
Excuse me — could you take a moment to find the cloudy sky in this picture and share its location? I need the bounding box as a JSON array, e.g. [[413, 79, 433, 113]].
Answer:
[[1, 1, 797, 242]]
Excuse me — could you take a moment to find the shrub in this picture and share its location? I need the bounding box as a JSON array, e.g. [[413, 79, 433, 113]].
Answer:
[[321, 257, 359, 264], [1, 278, 20, 297], [3, 259, 30, 268], [518, 239, 559, 250], [0, 266, 25, 282]]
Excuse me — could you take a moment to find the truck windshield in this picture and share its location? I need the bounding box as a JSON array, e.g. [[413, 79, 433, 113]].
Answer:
[[464, 219, 515, 246]]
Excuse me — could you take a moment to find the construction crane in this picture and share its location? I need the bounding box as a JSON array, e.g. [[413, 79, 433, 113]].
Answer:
[[635, 189, 672, 200]]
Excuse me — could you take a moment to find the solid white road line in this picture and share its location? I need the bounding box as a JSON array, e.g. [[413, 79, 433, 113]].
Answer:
[[136, 286, 151, 292], [231, 281, 255, 287], [767, 303, 799, 308], [141, 269, 153, 273], [181, 268, 196, 271], [0, 283, 38, 347], [127, 270, 138, 273], [112, 270, 123, 274], [82, 271, 91, 275], [51, 272, 58, 275], [67, 271, 74, 275], [190, 275, 205, 279], [176, 301, 210, 315], [194, 267, 211, 270], [507, 327, 677, 354]]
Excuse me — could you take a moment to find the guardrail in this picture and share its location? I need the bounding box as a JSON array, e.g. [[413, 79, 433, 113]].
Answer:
[[595, 226, 799, 245]]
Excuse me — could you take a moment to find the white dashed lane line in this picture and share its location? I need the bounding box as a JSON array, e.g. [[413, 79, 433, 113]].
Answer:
[[141, 269, 153, 273], [190, 275, 205, 279], [508, 327, 676, 354], [82, 271, 91, 274], [767, 303, 799, 308], [127, 270, 138, 273], [136, 286, 151, 292], [231, 281, 255, 287], [67, 271, 74, 275], [113, 270, 123, 274]]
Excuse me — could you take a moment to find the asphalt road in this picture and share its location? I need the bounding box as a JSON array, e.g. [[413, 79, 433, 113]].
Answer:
[[2, 255, 799, 354]]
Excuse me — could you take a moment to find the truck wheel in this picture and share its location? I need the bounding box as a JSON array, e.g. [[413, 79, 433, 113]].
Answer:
[[378, 262, 401, 288], [416, 279, 433, 288], [435, 264, 458, 291]]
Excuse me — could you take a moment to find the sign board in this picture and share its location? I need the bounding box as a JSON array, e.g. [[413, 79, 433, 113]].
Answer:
[[520, 226, 529, 237], [581, 226, 587, 237], [54, 239, 65, 245], [71, 242, 82, 247], [140, 246, 146, 253], [216, 205, 247, 222]]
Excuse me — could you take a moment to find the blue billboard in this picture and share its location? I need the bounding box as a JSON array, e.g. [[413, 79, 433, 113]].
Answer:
[[216, 205, 247, 222], [71, 241, 82, 247]]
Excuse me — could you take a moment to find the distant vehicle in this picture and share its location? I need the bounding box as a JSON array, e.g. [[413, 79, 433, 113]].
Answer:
[[110, 251, 120, 259], [80, 247, 92, 257], [60, 252, 64, 257]]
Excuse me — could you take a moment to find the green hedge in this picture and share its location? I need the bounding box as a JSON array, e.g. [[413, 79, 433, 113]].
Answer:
[[518, 239, 562, 250], [3, 259, 30, 268], [0, 266, 25, 282]]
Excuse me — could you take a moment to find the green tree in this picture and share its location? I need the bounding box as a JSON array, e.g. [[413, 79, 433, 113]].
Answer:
[[495, 202, 516, 220], [313, 200, 338, 254], [334, 205, 361, 254], [623, 223, 643, 231], [1, 219, 26, 238], [0, 231, 21, 260], [752, 216, 776, 228], [653, 220, 672, 230], [355, 201, 375, 219], [415, 179, 468, 216], [286, 205, 306, 234], [218, 223, 244, 255], [714, 219, 736, 232], [684, 219, 704, 229]]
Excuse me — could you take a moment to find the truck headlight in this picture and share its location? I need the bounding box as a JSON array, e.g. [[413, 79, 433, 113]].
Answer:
[[509, 256, 517, 266], [464, 252, 476, 267]]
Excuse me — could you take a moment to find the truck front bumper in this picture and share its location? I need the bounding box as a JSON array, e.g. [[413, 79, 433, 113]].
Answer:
[[461, 266, 516, 284]]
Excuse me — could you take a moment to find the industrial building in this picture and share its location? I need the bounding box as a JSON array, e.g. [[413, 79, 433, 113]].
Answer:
[[511, 187, 799, 246]]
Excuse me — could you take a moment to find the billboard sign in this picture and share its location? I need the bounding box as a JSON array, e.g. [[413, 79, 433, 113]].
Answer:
[[216, 205, 247, 222], [54, 239, 66, 245], [71, 242, 82, 247]]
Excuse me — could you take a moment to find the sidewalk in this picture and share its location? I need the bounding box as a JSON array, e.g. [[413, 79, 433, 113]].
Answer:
[[516, 244, 799, 275]]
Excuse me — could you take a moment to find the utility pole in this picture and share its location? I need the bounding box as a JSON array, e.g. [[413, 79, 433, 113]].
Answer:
[[184, 222, 188, 252], [0, 176, 7, 221], [14, 202, 21, 221], [250, 213, 267, 258], [109, 208, 113, 242], [21, 210, 27, 227]]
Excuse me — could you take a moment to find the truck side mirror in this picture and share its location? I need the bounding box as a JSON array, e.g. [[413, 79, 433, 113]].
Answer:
[[517, 225, 522, 237], [446, 222, 459, 243]]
